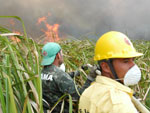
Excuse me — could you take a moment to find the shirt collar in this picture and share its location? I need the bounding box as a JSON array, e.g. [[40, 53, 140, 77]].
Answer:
[[96, 76, 133, 97]]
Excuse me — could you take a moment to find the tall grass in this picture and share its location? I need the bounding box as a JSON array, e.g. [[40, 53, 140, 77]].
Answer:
[[0, 16, 150, 113], [132, 40, 150, 108], [0, 16, 43, 113]]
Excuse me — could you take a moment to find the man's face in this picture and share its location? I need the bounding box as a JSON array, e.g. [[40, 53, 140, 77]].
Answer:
[[112, 58, 135, 83]]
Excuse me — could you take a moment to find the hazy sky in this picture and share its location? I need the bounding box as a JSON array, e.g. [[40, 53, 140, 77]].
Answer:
[[0, 0, 150, 40]]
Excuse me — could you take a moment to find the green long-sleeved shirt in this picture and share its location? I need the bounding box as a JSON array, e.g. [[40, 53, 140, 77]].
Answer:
[[41, 64, 91, 113]]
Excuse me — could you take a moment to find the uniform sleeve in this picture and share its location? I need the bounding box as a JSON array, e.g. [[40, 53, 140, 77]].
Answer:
[[55, 71, 91, 99]]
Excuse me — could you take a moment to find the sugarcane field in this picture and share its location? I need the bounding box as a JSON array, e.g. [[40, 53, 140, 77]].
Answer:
[[0, 16, 149, 113], [1, 1, 150, 113]]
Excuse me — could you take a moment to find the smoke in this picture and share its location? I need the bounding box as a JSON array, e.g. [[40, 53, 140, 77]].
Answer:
[[0, 0, 150, 40]]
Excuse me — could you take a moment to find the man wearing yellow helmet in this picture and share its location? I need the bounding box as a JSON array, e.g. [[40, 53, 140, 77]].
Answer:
[[79, 31, 143, 113]]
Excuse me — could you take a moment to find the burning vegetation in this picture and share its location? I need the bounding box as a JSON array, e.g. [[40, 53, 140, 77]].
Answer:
[[37, 14, 60, 43], [0, 16, 150, 112]]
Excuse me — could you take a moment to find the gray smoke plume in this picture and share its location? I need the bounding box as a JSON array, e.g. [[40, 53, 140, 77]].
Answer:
[[0, 0, 150, 40]]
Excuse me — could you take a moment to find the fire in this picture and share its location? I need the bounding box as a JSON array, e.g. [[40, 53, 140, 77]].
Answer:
[[37, 14, 60, 42], [11, 31, 21, 43], [9, 19, 21, 43], [37, 16, 47, 24]]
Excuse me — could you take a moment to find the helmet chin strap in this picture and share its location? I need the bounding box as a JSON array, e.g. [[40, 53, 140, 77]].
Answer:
[[106, 59, 122, 83]]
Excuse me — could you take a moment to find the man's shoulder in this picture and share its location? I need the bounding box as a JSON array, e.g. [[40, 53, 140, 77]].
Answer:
[[81, 81, 132, 103], [42, 65, 65, 74], [54, 67, 70, 79], [41, 65, 70, 80], [79, 79, 137, 112], [109, 88, 132, 105], [92, 82, 132, 104]]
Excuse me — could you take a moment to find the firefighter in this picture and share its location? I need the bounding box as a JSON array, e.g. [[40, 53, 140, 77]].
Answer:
[[79, 31, 143, 113], [41, 42, 94, 113]]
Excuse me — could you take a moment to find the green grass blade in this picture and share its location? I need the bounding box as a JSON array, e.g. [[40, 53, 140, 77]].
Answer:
[[68, 94, 73, 113], [0, 78, 6, 113]]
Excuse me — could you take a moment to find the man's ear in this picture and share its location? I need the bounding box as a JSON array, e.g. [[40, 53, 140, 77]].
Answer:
[[100, 62, 111, 73], [56, 52, 61, 59]]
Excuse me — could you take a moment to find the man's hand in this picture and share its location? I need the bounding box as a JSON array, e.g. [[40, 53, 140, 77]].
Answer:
[[82, 64, 101, 81], [68, 70, 80, 78]]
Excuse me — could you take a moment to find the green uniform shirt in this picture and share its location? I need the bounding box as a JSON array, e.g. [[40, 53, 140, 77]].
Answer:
[[41, 64, 91, 113]]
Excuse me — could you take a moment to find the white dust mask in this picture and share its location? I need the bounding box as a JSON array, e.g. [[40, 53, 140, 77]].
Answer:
[[123, 64, 141, 86], [59, 63, 66, 72]]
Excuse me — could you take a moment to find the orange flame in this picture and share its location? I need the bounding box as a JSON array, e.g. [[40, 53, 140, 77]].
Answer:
[[37, 16, 47, 24], [37, 14, 60, 42], [10, 31, 21, 42], [9, 19, 21, 43]]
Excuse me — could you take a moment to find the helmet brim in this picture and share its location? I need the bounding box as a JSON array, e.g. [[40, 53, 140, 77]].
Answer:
[[94, 52, 143, 61]]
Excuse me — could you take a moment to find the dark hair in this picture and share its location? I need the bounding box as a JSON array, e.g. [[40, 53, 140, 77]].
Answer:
[[43, 65, 51, 69], [97, 60, 103, 72]]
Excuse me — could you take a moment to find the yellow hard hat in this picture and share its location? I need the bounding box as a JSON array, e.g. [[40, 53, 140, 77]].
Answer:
[[94, 31, 143, 61]]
